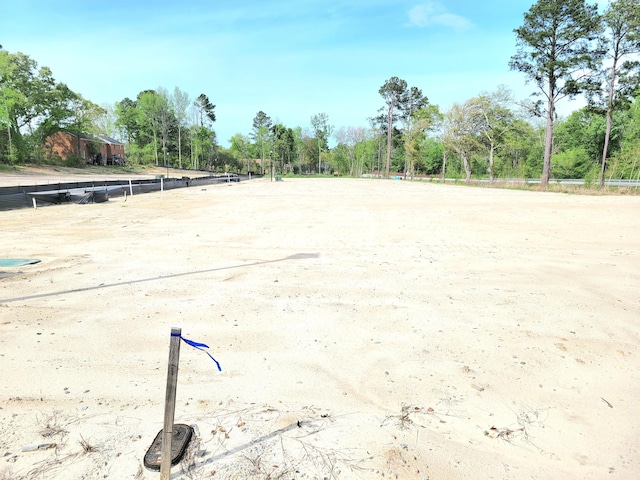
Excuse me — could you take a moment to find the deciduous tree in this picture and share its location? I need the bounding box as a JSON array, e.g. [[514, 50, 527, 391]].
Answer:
[[96, 102, 119, 139], [50, 89, 104, 162], [443, 100, 486, 182], [402, 104, 440, 179], [471, 87, 515, 182], [137, 90, 163, 165], [335, 126, 368, 176], [310, 112, 333, 174], [0, 51, 59, 162], [115, 97, 139, 144], [271, 123, 295, 173], [155, 87, 174, 168], [0, 50, 17, 162], [191, 93, 217, 169], [172, 87, 190, 169]]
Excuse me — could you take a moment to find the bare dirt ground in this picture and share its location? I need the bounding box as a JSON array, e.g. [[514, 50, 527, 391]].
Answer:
[[0, 174, 638, 479]]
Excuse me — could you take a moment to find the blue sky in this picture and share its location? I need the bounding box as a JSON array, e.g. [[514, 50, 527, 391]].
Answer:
[[1, 0, 608, 147]]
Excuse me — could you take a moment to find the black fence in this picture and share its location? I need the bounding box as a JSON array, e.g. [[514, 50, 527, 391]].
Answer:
[[0, 174, 252, 211]]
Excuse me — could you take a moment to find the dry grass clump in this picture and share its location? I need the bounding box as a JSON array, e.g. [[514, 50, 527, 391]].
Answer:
[[177, 404, 371, 480], [483, 405, 548, 452]]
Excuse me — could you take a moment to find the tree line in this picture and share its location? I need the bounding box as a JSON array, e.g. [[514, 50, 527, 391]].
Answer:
[[1, 0, 638, 186]]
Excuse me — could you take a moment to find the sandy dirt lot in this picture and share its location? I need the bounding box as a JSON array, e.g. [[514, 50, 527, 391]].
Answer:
[[0, 177, 638, 479]]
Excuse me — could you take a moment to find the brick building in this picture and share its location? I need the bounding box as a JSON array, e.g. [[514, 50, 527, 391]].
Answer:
[[45, 132, 125, 165]]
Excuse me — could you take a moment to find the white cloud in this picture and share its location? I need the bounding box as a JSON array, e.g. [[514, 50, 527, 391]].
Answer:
[[408, 2, 473, 30]]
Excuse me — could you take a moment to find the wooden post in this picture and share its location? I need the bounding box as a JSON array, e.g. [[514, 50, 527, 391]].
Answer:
[[160, 327, 182, 479]]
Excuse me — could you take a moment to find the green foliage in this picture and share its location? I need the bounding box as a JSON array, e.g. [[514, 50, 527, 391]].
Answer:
[[194, 94, 216, 126], [171, 87, 190, 169], [553, 106, 638, 181], [416, 137, 443, 175], [402, 105, 441, 177], [298, 135, 318, 173], [605, 94, 640, 179], [215, 147, 241, 172], [389, 142, 406, 174], [4, 32, 639, 182], [331, 143, 350, 175], [272, 123, 296, 164], [251, 110, 272, 171], [63, 153, 86, 168], [378, 76, 429, 178], [443, 100, 485, 181], [551, 147, 592, 178], [310, 112, 334, 173], [468, 87, 516, 180], [591, 0, 640, 184], [510, 0, 603, 186], [583, 164, 601, 187], [622, 96, 640, 147], [598, 0, 640, 108], [498, 120, 542, 178], [125, 142, 157, 166], [229, 133, 251, 160], [115, 97, 140, 144], [524, 142, 545, 179], [334, 126, 370, 176], [0, 49, 101, 163], [37, 84, 103, 141], [443, 86, 531, 181], [115, 88, 211, 170], [136, 90, 164, 166], [189, 124, 217, 170], [555, 108, 607, 162], [510, 0, 603, 100]]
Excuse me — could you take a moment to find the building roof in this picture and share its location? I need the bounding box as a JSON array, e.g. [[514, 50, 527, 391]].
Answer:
[[55, 131, 124, 145], [96, 134, 124, 145]]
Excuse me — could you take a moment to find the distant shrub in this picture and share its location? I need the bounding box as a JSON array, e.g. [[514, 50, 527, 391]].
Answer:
[[63, 154, 86, 168], [551, 147, 591, 179], [583, 165, 600, 187]]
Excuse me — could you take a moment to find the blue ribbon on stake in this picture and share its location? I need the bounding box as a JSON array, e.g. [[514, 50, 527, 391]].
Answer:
[[172, 333, 222, 371]]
